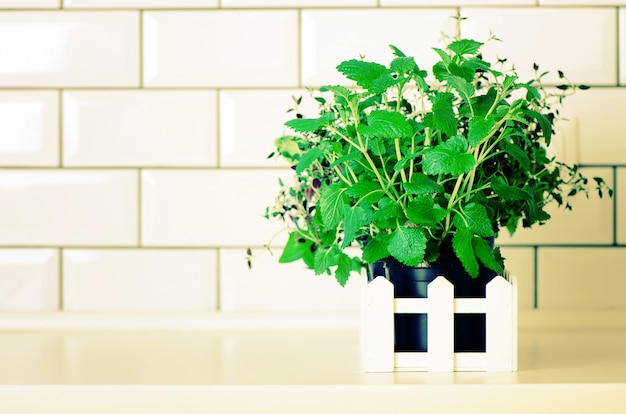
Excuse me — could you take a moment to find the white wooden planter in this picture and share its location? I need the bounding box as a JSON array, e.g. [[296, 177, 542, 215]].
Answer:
[[362, 274, 518, 372]]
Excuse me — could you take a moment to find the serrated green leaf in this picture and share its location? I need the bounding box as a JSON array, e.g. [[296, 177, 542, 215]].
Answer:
[[406, 196, 446, 227], [455, 203, 494, 237], [314, 246, 337, 275], [453, 228, 479, 278], [285, 112, 335, 133], [447, 39, 483, 56], [468, 116, 496, 146], [402, 172, 444, 195], [369, 138, 386, 156], [390, 56, 418, 75], [334, 252, 352, 286], [336, 59, 391, 91], [345, 181, 384, 203], [362, 233, 391, 263], [341, 204, 369, 248], [523, 109, 553, 145], [442, 74, 475, 105], [319, 184, 347, 228], [490, 176, 532, 201], [429, 92, 458, 137], [472, 237, 504, 274], [422, 136, 475, 176], [388, 226, 427, 266], [432, 47, 451, 66], [295, 148, 322, 174], [362, 110, 413, 139], [389, 44, 406, 57], [372, 197, 403, 221], [370, 74, 398, 94], [504, 143, 531, 170]]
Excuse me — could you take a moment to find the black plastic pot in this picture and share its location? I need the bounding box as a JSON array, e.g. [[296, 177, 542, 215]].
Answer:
[[367, 259, 497, 353]]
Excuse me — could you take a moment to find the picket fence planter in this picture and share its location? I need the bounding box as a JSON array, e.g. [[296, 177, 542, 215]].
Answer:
[[362, 274, 518, 372]]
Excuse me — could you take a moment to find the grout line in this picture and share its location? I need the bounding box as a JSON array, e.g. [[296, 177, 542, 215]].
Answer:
[[617, 7, 621, 87], [216, 90, 221, 167], [215, 248, 221, 311]]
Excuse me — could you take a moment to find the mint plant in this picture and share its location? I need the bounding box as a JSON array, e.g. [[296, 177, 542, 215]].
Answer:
[[259, 36, 610, 286]]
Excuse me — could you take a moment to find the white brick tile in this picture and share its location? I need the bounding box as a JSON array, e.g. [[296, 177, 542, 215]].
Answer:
[[617, 168, 626, 245], [541, 0, 626, 4], [63, 90, 217, 167], [538, 248, 626, 309], [557, 88, 626, 165], [223, 0, 375, 6], [0, 170, 137, 246], [141, 169, 289, 247], [143, 11, 298, 87], [497, 168, 613, 245], [0, 0, 58, 7], [460, 8, 616, 85], [498, 247, 535, 310], [301, 9, 457, 87], [63, 249, 217, 311], [383, 0, 531, 4], [0, 249, 58, 310], [64, 0, 217, 7], [220, 248, 361, 312], [220, 89, 320, 167], [0, 91, 58, 167], [0, 12, 138, 87]]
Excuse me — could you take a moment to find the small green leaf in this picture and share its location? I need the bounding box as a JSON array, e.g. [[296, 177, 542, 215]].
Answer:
[[461, 203, 494, 237], [390, 56, 418, 75], [468, 116, 496, 146], [432, 47, 451, 66], [362, 233, 391, 263], [389, 44, 406, 57], [442, 74, 475, 105], [371, 197, 403, 221], [336, 59, 392, 92], [295, 148, 322, 174], [388, 226, 427, 266], [341, 204, 369, 248], [429, 92, 458, 137], [406, 196, 446, 227], [472, 237, 504, 274], [314, 246, 337, 275], [523, 109, 553, 145], [447, 39, 483, 56], [402, 173, 444, 195], [452, 228, 479, 278], [285, 113, 334, 133], [334, 252, 352, 287], [422, 136, 475, 176], [362, 110, 413, 139], [491, 176, 532, 201], [345, 181, 385, 203], [319, 184, 347, 228]]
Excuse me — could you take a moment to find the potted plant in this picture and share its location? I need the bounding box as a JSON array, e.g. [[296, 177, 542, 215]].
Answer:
[[254, 34, 610, 353]]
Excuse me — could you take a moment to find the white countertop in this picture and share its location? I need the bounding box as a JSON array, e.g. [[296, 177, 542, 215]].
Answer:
[[0, 311, 625, 413]]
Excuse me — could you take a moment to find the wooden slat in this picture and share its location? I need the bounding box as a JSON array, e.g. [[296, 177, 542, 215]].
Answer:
[[427, 276, 454, 372], [486, 276, 514, 371], [365, 276, 394, 372]]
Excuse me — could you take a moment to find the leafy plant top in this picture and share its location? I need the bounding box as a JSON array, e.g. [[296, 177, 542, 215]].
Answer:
[[259, 37, 610, 286]]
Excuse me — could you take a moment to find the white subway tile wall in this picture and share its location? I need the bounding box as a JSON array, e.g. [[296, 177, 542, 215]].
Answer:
[[0, 3, 623, 313]]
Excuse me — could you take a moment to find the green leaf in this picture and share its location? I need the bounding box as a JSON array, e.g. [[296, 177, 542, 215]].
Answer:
[[388, 226, 427, 266], [472, 237, 504, 274], [279, 233, 312, 263], [491, 176, 532, 201], [402, 173, 444, 195], [390, 56, 418, 75], [432, 47, 451, 66], [422, 136, 475, 176], [504, 143, 531, 170], [295, 148, 322, 174], [447, 39, 483, 56], [319, 184, 347, 228], [523, 109, 553, 145], [274, 135, 303, 163], [285, 112, 335, 133], [468, 116, 496, 147], [371, 197, 403, 221], [341, 204, 369, 248], [334, 252, 352, 287], [389, 44, 406, 57], [455, 203, 494, 237], [429, 92, 458, 137], [336, 59, 392, 92], [362, 110, 413, 139], [362, 233, 391, 263], [442, 74, 475, 105], [369, 138, 386, 156], [314, 246, 337, 275], [452, 228, 479, 278], [345, 181, 384, 203], [406, 196, 446, 226]]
